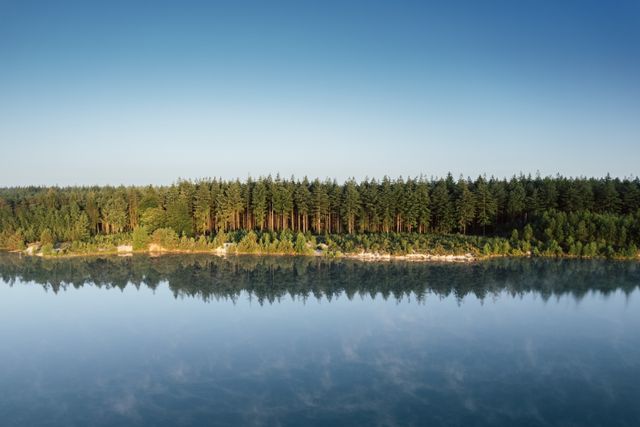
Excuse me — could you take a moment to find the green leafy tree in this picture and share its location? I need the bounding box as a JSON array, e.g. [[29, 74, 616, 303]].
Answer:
[[102, 194, 128, 234], [165, 190, 194, 236]]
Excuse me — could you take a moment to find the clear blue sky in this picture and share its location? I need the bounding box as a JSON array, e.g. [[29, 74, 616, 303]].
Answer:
[[1, 0, 639, 186]]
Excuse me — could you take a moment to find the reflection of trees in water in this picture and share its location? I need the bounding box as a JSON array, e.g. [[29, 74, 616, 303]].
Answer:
[[0, 254, 638, 304]]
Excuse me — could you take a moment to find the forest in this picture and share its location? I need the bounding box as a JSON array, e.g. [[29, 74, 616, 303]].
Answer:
[[0, 174, 639, 258]]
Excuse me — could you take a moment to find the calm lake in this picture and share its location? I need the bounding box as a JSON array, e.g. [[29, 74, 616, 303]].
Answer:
[[0, 254, 639, 427]]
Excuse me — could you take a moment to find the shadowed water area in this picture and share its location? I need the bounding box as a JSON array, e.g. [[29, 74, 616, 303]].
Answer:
[[0, 254, 639, 426]]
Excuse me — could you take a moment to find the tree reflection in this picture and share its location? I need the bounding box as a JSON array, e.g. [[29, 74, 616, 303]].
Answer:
[[0, 254, 638, 304]]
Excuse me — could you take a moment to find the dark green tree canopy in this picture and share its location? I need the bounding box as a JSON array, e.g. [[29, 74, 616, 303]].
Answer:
[[1, 174, 639, 258]]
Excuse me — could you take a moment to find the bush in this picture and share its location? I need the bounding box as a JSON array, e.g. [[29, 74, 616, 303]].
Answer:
[[6, 231, 25, 251], [132, 226, 150, 250], [294, 233, 311, 255], [212, 230, 227, 248], [40, 229, 55, 246], [151, 228, 179, 249], [482, 243, 491, 256], [276, 238, 294, 254], [236, 231, 260, 253]]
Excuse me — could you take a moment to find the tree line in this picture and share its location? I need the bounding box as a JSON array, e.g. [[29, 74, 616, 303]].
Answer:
[[0, 174, 639, 257]]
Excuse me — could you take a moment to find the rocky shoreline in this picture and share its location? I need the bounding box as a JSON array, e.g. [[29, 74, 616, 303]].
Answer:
[[14, 243, 480, 262]]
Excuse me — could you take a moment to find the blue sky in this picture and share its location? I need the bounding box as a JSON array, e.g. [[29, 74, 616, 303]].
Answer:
[[0, 0, 639, 186]]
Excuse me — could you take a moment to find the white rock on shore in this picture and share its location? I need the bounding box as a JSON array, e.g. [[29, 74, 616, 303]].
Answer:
[[117, 245, 133, 253]]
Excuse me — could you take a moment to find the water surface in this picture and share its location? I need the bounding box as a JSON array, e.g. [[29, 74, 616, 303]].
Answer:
[[0, 254, 639, 426]]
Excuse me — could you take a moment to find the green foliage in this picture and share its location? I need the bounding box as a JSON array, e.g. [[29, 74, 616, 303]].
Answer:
[[456, 179, 475, 234], [41, 243, 54, 256], [6, 230, 25, 251], [431, 180, 453, 233], [141, 207, 166, 232], [0, 174, 639, 259], [193, 182, 212, 235], [236, 231, 260, 253], [523, 224, 534, 242], [165, 191, 194, 237], [475, 176, 497, 234], [40, 229, 54, 246], [528, 209, 640, 258], [102, 194, 128, 233], [212, 230, 227, 248], [294, 233, 310, 255], [276, 237, 294, 254], [151, 228, 179, 249], [69, 213, 90, 241], [132, 226, 150, 250]]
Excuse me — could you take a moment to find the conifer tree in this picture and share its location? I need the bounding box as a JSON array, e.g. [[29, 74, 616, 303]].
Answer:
[[252, 180, 268, 231], [431, 180, 453, 234], [475, 176, 497, 235], [455, 179, 475, 235]]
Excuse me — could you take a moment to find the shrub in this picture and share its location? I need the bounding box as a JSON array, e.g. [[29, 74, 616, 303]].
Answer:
[[237, 231, 260, 253], [132, 226, 150, 250], [212, 230, 227, 248], [276, 238, 294, 254], [151, 228, 179, 249], [40, 229, 55, 246], [294, 233, 308, 254], [6, 231, 25, 251]]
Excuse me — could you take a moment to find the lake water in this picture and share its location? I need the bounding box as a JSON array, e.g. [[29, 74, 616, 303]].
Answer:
[[0, 254, 639, 427]]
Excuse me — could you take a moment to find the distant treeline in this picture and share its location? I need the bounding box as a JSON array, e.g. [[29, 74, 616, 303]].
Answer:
[[0, 174, 639, 257], [0, 254, 638, 304]]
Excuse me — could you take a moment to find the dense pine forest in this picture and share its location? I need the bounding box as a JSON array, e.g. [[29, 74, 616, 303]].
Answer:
[[1, 174, 639, 258]]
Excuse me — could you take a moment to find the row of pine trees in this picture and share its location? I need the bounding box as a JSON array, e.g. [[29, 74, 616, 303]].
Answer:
[[1, 174, 639, 245]]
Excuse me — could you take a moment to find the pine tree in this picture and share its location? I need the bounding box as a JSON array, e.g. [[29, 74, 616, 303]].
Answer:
[[311, 180, 329, 233], [415, 178, 430, 233], [194, 181, 212, 235], [223, 181, 244, 231], [455, 179, 475, 235], [294, 178, 311, 232], [341, 179, 361, 234], [102, 194, 128, 234], [252, 180, 268, 231], [475, 176, 497, 235], [380, 177, 394, 233], [165, 189, 194, 236], [507, 178, 526, 222], [431, 180, 453, 234]]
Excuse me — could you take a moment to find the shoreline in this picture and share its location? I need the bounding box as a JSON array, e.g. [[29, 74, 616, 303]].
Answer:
[[5, 247, 637, 262], [6, 245, 485, 262]]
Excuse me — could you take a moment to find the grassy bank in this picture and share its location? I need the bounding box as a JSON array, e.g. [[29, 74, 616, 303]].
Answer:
[[4, 227, 639, 261]]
